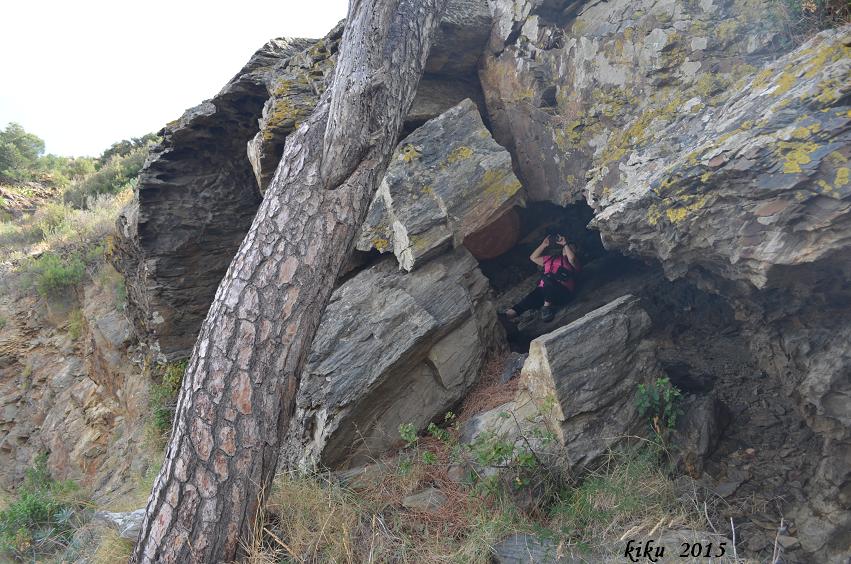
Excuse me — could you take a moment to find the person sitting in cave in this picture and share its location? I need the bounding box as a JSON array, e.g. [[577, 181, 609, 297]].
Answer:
[[502, 228, 581, 323]]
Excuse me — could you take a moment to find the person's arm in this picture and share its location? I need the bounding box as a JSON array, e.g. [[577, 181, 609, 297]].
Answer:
[[530, 237, 549, 266], [562, 243, 579, 270]]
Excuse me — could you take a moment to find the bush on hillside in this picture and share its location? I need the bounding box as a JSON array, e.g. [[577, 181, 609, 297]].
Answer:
[[27, 252, 86, 299], [63, 147, 148, 208], [0, 123, 45, 181], [0, 454, 88, 561]]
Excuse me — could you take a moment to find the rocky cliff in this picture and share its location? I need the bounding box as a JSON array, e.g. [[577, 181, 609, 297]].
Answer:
[[109, 2, 850, 561]]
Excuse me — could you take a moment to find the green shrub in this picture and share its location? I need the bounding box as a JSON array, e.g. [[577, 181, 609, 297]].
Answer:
[[67, 309, 84, 340], [150, 360, 188, 437], [0, 123, 44, 180], [0, 454, 87, 561], [63, 147, 147, 208], [0, 315, 6, 330], [27, 252, 86, 298], [636, 377, 683, 437]]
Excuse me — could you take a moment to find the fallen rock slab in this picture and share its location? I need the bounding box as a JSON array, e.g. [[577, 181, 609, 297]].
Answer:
[[94, 508, 146, 540], [283, 247, 503, 469], [402, 487, 448, 512], [521, 294, 661, 470]]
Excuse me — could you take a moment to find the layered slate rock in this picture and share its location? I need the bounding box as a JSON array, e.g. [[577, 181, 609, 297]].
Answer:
[[589, 29, 851, 288], [356, 99, 525, 270], [521, 294, 659, 469], [283, 248, 503, 469], [113, 37, 313, 359], [480, 0, 790, 205]]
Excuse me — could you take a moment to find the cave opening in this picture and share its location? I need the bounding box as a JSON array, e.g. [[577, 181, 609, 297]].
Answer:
[[463, 200, 656, 352]]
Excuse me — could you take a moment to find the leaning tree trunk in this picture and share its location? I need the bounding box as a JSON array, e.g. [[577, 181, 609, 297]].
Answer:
[[131, 1, 448, 561]]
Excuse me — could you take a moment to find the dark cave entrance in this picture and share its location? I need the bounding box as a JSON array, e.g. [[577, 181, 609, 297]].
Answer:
[[463, 200, 656, 352]]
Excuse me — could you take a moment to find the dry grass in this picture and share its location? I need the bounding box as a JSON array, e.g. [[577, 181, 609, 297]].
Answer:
[[244, 348, 728, 563], [458, 353, 521, 423], [89, 527, 134, 564], [0, 187, 130, 264], [251, 467, 525, 564]]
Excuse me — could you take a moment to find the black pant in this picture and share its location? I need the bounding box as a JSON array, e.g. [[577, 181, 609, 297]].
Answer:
[[512, 277, 572, 314]]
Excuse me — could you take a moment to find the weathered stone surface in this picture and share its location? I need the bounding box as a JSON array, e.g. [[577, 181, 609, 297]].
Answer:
[[0, 277, 149, 501], [459, 396, 542, 447], [95, 508, 146, 540], [589, 29, 851, 289], [521, 294, 660, 469], [356, 99, 525, 270], [405, 77, 486, 126], [480, 0, 789, 205], [247, 25, 344, 193], [402, 487, 448, 511], [284, 248, 504, 469], [493, 533, 584, 563], [426, 0, 492, 76], [673, 393, 731, 477]]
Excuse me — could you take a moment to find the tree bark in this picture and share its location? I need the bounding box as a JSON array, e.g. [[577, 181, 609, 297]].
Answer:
[[131, 1, 448, 561]]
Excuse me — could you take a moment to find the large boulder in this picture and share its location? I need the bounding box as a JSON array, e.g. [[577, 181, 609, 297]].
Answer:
[[589, 28, 851, 288], [521, 294, 660, 469], [356, 99, 526, 270], [479, 0, 789, 205], [283, 247, 504, 469]]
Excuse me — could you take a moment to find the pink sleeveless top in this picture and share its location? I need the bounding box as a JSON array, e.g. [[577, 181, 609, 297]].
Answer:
[[539, 255, 579, 291]]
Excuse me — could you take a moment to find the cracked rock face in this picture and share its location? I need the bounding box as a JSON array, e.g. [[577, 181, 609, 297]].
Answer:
[[589, 29, 851, 289], [521, 294, 661, 469], [480, 0, 790, 205], [283, 248, 503, 469], [356, 99, 525, 271]]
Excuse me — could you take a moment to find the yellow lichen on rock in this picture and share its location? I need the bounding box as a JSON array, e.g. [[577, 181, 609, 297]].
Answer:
[[479, 169, 522, 201], [780, 141, 819, 173], [447, 146, 473, 164], [400, 144, 421, 163], [772, 72, 796, 97], [372, 238, 390, 252]]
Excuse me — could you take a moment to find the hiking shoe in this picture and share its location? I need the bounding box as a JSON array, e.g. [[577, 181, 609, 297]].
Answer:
[[541, 305, 555, 322]]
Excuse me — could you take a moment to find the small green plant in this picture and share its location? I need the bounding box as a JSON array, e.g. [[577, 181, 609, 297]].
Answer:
[[0, 453, 87, 560], [636, 377, 683, 436], [149, 360, 188, 437], [427, 422, 450, 443], [27, 252, 86, 298], [398, 422, 417, 447], [67, 309, 84, 340], [0, 315, 6, 330], [397, 458, 413, 476]]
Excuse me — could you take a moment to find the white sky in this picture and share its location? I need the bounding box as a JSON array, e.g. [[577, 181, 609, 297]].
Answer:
[[0, 1, 349, 157]]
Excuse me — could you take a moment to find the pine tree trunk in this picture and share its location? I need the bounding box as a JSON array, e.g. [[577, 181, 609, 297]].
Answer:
[[131, 1, 448, 561]]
